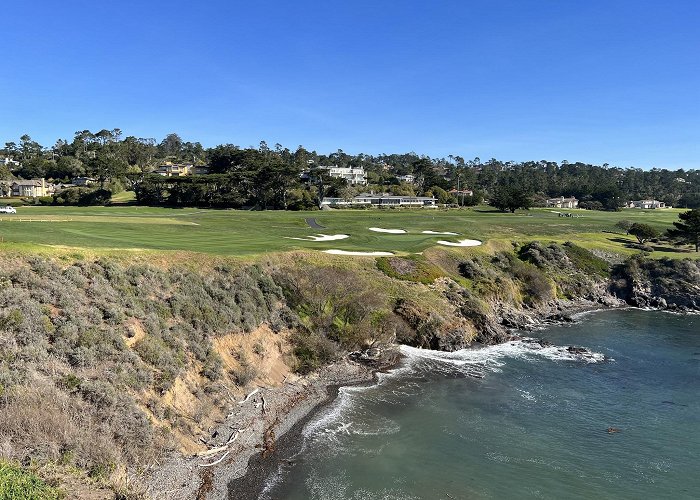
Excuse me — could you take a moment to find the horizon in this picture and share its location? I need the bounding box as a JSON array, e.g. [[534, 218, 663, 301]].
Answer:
[[2, 0, 699, 170]]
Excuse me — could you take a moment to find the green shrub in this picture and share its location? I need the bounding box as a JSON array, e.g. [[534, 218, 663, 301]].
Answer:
[[0, 461, 64, 499], [563, 242, 610, 277], [376, 256, 442, 284]]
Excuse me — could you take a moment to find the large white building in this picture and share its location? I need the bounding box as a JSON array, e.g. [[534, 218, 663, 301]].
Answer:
[[319, 165, 367, 185], [627, 199, 666, 209], [546, 196, 579, 209], [321, 193, 436, 208]]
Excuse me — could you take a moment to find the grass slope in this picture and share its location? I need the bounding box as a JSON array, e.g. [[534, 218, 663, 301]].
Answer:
[[0, 205, 692, 258]]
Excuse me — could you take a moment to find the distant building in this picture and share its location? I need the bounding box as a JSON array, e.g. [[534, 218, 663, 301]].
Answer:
[[72, 177, 97, 186], [449, 188, 474, 197], [153, 163, 193, 177], [321, 193, 436, 208], [193, 165, 210, 175], [319, 165, 367, 185], [9, 179, 49, 198], [546, 196, 579, 209], [397, 174, 415, 184], [627, 199, 666, 209], [1, 157, 20, 169]]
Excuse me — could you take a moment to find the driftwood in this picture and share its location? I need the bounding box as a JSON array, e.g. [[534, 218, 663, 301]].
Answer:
[[238, 388, 259, 405], [196, 428, 245, 459], [198, 449, 232, 468]]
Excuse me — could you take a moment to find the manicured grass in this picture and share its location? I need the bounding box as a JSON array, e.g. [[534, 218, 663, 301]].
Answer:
[[0, 205, 693, 258]]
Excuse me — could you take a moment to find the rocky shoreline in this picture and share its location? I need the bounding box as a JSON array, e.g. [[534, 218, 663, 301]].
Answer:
[[140, 360, 381, 500]]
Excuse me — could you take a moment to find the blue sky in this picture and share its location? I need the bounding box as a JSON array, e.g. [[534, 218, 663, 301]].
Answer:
[[1, 0, 698, 168]]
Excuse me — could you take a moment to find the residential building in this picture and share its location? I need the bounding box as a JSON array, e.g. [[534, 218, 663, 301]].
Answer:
[[627, 199, 666, 209], [10, 179, 49, 197], [1, 157, 20, 169], [546, 196, 579, 209], [321, 193, 436, 208], [72, 177, 97, 186], [449, 188, 474, 197], [397, 174, 415, 184], [319, 165, 367, 185], [153, 163, 193, 177]]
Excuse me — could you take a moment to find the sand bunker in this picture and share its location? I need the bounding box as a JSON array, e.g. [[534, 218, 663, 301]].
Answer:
[[286, 234, 349, 242], [422, 230, 459, 235], [436, 239, 482, 247], [323, 249, 394, 256], [369, 227, 407, 234]]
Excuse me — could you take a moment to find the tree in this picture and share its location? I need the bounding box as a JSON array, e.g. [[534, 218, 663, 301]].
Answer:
[[491, 184, 533, 213], [615, 220, 634, 234], [667, 209, 700, 252], [628, 223, 659, 244]]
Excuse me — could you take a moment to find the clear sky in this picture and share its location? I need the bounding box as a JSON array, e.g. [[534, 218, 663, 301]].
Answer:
[[1, 0, 698, 168]]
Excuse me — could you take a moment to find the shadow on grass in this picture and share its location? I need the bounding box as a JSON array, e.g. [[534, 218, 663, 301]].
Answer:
[[607, 237, 692, 253]]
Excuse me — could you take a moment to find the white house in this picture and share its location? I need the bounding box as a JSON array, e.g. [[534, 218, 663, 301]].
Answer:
[[397, 174, 415, 184], [628, 199, 666, 209], [321, 193, 436, 208], [319, 165, 367, 185], [546, 196, 579, 209]]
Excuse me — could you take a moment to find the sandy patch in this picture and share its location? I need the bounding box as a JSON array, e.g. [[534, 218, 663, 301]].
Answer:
[[323, 249, 394, 256], [285, 234, 349, 242], [369, 227, 406, 234], [422, 230, 459, 235], [436, 238, 482, 247]]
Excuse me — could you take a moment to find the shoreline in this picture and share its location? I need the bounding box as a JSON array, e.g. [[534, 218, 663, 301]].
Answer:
[[223, 300, 617, 499]]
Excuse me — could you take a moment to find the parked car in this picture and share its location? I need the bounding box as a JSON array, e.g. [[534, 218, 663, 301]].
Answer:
[[0, 206, 17, 214]]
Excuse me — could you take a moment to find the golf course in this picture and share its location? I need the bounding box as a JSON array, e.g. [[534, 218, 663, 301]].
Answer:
[[0, 204, 691, 258]]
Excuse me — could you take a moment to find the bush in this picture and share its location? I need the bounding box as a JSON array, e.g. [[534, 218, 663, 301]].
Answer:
[[291, 331, 338, 374], [0, 461, 64, 500]]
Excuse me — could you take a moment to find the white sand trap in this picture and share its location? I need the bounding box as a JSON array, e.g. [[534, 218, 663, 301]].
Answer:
[[436, 238, 482, 247], [323, 249, 394, 256], [369, 227, 407, 234], [422, 230, 459, 235], [286, 234, 349, 242]]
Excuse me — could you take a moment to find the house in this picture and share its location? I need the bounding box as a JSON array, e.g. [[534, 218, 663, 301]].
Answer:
[[627, 199, 666, 209], [397, 174, 415, 184], [193, 165, 210, 175], [72, 177, 97, 186], [1, 157, 20, 169], [546, 196, 579, 209], [321, 193, 436, 208], [153, 163, 193, 177], [318, 165, 367, 185], [10, 179, 49, 197], [449, 188, 474, 197]]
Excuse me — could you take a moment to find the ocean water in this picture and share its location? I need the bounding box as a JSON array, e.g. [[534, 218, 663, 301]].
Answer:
[[262, 309, 700, 500]]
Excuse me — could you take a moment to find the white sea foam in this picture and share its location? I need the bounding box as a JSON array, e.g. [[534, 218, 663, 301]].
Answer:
[[400, 338, 607, 377], [368, 227, 407, 234]]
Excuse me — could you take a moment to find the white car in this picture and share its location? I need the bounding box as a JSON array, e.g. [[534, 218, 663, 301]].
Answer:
[[0, 206, 17, 214]]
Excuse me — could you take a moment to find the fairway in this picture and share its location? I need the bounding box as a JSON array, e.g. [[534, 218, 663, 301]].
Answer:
[[0, 205, 693, 258]]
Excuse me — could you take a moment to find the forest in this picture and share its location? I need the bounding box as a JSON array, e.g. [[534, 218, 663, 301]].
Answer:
[[2, 129, 700, 210]]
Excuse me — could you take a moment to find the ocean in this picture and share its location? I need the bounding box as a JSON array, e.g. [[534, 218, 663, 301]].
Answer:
[[262, 309, 700, 500]]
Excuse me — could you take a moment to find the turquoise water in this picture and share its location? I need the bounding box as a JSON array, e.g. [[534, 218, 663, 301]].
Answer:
[[264, 310, 700, 499]]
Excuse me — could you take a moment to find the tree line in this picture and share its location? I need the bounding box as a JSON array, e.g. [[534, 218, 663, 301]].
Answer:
[[2, 129, 700, 210]]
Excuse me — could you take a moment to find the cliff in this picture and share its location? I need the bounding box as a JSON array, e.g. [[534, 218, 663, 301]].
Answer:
[[0, 243, 698, 497]]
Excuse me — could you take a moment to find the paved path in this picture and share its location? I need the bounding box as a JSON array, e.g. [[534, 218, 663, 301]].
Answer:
[[305, 217, 325, 229]]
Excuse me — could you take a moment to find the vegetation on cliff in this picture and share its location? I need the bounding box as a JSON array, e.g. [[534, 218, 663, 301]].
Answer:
[[0, 241, 697, 495]]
